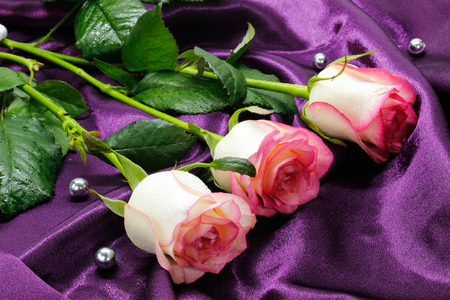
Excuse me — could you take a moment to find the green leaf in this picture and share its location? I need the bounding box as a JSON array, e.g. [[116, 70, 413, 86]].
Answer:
[[0, 116, 62, 219], [211, 157, 256, 177], [134, 71, 229, 114], [34, 80, 89, 118], [74, 0, 146, 62], [93, 58, 136, 91], [236, 64, 299, 116], [87, 188, 126, 217], [122, 3, 179, 73], [175, 50, 208, 78], [227, 22, 255, 65], [94, 118, 197, 173], [5, 80, 88, 156], [193, 47, 247, 106], [0, 67, 28, 92], [115, 152, 147, 190], [82, 131, 146, 189], [6, 95, 71, 156]]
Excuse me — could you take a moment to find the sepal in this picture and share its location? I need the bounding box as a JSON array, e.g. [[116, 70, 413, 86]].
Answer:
[[228, 106, 273, 131], [87, 188, 126, 217]]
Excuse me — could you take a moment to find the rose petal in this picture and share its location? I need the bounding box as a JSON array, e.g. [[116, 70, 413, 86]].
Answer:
[[124, 204, 157, 254], [154, 239, 205, 284], [128, 171, 211, 246], [189, 223, 246, 274], [213, 120, 275, 160], [354, 66, 416, 104], [310, 64, 402, 131], [244, 180, 277, 217], [358, 112, 387, 151], [305, 101, 389, 163], [299, 129, 334, 177], [264, 121, 333, 177], [171, 170, 210, 197]]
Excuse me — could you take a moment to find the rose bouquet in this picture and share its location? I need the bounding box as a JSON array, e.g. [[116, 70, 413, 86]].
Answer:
[[0, 0, 417, 284]]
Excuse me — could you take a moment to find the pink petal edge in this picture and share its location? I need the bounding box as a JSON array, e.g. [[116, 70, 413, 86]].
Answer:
[[305, 102, 389, 163]]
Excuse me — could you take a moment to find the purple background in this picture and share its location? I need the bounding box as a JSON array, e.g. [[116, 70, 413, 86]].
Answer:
[[1, 0, 450, 299]]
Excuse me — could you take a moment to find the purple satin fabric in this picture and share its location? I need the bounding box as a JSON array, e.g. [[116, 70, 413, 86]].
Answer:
[[1, 0, 450, 299]]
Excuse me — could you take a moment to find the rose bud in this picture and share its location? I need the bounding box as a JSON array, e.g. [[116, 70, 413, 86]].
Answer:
[[303, 63, 417, 163], [0, 24, 7, 40], [211, 120, 333, 217], [124, 170, 256, 284]]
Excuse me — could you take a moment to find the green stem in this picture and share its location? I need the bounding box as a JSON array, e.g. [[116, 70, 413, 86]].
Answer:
[[177, 162, 212, 172], [0, 52, 35, 70], [21, 84, 126, 175], [178, 66, 310, 99], [37, 50, 95, 67], [1, 38, 214, 141], [22, 84, 65, 119], [0, 52, 41, 84], [30, 2, 83, 47], [3, 38, 309, 99]]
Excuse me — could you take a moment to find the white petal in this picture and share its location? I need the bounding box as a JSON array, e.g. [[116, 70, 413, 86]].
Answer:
[[128, 171, 211, 246], [124, 204, 157, 254], [212, 120, 275, 191], [0, 24, 7, 40], [213, 120, 274, 160], [310, 65, 394, 130]]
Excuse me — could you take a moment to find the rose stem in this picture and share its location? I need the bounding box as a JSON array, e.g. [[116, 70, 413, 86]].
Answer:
[[177, 66, 310, 100], [1, 37, 310, 98], [30, 2, 83, 47], [0, 38, 221, 142], [21, 83, 126, 175]]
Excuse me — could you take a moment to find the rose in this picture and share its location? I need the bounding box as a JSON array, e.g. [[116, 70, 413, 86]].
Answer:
[[303, 63, 417, 163], [124, 170, 256, 284], [0, 24, 7, 40], [211, 120, 333, 217]]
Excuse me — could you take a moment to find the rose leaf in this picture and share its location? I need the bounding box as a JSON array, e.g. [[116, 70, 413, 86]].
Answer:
[[93, 58, 137, 91], [33, 80, 89, 118], [6, 95, 70, 156], [0, 116, 62, 220], [193, 47, 247, 106], [0, 67, 28, 92], [74, 0, 146, 62], [134, 71, 229, 114], [226, 22, 255, 65], [92, 118, 197, 173], [211, 157, 256, 178], [122, 3, 179, 73], [236, 64, 299, 116]]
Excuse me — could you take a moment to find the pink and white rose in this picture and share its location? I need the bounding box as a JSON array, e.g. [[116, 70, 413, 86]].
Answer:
[[124, 170, 256, 284], [303, 63, 417, 163], [211, 120, 333, 217]]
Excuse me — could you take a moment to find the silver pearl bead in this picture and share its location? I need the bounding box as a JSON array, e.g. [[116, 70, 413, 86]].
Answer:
[[313, 53, 328, 69], [0, 24, 7, 40], [408, 38, 426, 54], [69, 178, 89, 197], [94, 247, 117, 270]]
